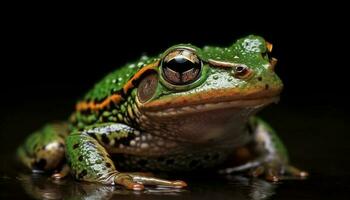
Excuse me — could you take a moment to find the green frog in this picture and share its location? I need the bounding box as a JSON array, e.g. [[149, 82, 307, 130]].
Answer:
[[17, 35, 307, 190]]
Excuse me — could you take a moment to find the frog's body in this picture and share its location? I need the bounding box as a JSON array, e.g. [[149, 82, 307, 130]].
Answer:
[[17, 35, 307, 190]]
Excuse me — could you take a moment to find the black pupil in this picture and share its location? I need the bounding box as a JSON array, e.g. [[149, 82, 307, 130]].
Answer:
[[167, 57, 197, 73]]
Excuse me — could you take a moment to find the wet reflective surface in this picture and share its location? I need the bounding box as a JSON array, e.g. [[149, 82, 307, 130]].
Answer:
[[6, 173, 280, 200], [0, 104, 349, 199], [1, 168, 349, 200]]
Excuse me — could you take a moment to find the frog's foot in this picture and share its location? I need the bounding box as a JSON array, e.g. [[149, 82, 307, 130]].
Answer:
[[249, 162, 308, 182], [16, 122, 68, 173], [51, 164, 70, 180], [285, 165, 309, 178], [114, 173, 187, 191]]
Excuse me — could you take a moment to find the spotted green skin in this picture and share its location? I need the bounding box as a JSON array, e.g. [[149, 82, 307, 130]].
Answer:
[[17, 35, 295, 187]]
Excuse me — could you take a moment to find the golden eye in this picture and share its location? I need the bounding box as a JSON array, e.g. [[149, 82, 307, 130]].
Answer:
[[161, 49, 202, 85]]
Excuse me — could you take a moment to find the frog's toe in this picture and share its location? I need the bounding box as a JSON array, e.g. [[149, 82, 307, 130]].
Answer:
[[286, 165, 309, 178], [249, 165, 265, 177], [249, 163, 308, 182], [248, 164, 280, 182], [114, 173, 187, 190], [51, 164, 70, 180], [131, 175, 187, 188], [265, 167, 280, 182], [115, 174, 145, 190]]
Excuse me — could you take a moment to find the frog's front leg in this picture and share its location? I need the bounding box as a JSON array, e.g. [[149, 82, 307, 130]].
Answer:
[[221, 118, 308, 181], [17, 122, 68, 174], [66, 123, 187, 190]]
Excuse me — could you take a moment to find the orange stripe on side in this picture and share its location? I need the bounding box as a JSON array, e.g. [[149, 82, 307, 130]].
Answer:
[[122, 60, 159, 94], [76, 60, 160, 112], [75, 94, 123, 111]]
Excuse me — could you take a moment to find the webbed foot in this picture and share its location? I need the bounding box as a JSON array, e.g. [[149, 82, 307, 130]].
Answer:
[[249, 162, 308, 182]]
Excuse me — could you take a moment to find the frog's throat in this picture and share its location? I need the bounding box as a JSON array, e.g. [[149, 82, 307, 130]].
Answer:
[[138, 87, 281, 117]]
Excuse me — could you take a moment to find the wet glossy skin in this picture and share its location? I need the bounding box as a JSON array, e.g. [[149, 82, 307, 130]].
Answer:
[[17, 35, 307, 190]]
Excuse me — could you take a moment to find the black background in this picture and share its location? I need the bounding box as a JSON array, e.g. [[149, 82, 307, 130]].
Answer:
[[2, 3, 348, 109], [1, 2, 349, 199]]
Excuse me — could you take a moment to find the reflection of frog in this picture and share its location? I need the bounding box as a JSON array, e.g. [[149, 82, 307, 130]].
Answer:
[[18, 173, 116, 199], [17, 35, 307, 190], [18, 173, 276, 200]]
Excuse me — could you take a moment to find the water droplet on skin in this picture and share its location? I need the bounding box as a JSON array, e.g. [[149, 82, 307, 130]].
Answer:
[[129, 64, 136, 68], [234, 56, 239, 59], [216, 56, 221, 59], [112, 79, 117, 83], [137, 62, 144, 67], [118, 78, 123, 81], [141, 55, 148, 60]]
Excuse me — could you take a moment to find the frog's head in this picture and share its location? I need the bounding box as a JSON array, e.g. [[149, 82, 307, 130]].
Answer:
[[136, 35, 283, 143]]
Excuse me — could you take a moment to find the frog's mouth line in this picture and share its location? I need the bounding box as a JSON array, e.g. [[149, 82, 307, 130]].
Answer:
[[139, 88, 281, 117], [142, 96, 279, 117]]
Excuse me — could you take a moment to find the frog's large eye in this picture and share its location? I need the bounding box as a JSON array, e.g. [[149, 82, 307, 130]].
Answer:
[[161, 49, 202, 85]]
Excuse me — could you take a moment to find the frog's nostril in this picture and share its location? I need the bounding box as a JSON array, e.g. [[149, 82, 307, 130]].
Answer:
[[232, 64, 252, 79], [235, 66, 246, 74]]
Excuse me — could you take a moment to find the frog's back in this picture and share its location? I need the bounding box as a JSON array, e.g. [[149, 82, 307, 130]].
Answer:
[[83, 56, 158, 102], [71, 55, 160, 129]]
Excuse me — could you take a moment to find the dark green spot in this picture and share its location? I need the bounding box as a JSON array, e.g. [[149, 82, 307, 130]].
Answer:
[[78, 155, 83, 161], [88, 132, 97, 140], [114, 134, 135, 147], [73, 143, 79, 149], [257, 77, 262, 81], [265, 84, 269, 90], [59, 143, 65, 148], [106, 162, 112, 168], [101, 134, 110, 145], [78, 169, 88, 179]]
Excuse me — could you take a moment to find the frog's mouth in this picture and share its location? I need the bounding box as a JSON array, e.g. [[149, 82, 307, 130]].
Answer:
[[138, 87, 281, 117]]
